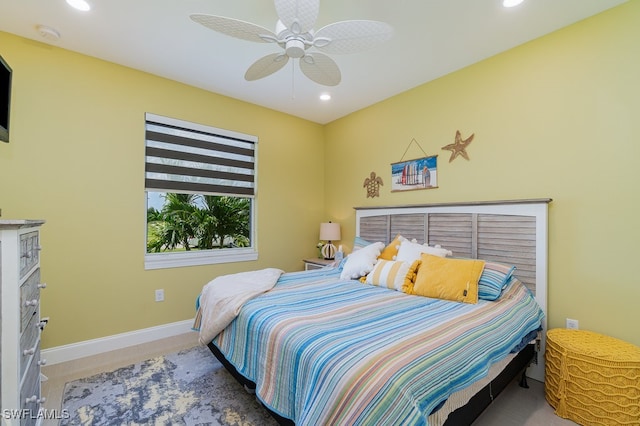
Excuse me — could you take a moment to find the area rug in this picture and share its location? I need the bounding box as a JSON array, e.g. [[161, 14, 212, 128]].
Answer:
[[61, 345, 278, 425]]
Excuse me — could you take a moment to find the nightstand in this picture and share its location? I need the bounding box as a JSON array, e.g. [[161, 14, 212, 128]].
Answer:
[[303, 258, 336, 270]]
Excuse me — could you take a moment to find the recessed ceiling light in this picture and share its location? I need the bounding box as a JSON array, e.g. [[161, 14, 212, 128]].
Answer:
[[503, 0, 524, 7], [320, 93, 331, 101], [66, 0, 91, 11]]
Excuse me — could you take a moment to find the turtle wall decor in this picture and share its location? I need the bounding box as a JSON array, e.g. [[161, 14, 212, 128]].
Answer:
[[363, 172, 383, 198]]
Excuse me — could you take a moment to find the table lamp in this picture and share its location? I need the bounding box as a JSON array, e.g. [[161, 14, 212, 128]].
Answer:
[[319, 222, 341, 260]]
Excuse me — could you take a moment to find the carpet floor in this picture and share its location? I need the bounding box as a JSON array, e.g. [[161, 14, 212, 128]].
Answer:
[[61, 345, 278, 426]]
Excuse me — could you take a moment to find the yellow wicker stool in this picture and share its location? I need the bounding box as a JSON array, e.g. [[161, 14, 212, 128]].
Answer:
[[545, 329, 640, 425]]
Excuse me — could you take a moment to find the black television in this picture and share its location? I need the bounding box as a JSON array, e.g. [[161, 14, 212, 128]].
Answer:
[[0, 54, 12, 143]]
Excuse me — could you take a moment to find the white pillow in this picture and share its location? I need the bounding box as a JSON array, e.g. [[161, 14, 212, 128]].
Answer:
[[340, 242, 385, 280], [395, 240, 452, 262]]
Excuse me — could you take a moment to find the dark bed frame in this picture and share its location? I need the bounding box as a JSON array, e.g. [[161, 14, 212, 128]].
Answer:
[[205, 200, 550, 425], [208, 341, 535, 426]]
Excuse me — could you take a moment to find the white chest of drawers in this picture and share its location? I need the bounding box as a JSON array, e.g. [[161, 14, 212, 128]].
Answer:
[[1, 220, 47, 426]]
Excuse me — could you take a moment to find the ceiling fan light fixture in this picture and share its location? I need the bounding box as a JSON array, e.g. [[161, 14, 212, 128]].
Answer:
[[285, 39, 306, 58], [320, 93, 331, 101]]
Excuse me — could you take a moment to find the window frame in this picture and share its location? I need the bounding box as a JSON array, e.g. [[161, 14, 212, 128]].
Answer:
[[143, 113, 258, 270]]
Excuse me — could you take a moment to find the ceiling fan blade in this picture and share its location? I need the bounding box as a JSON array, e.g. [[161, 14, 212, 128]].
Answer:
[[299, 52, 341, 86], [313, 20, 394, 54], [190, 14, 277, 43], [245, 53, 290, 81], [274, 0, 319, 35]]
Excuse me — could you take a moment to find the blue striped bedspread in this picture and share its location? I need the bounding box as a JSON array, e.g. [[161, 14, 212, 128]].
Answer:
[[212, 266, 544, 425]]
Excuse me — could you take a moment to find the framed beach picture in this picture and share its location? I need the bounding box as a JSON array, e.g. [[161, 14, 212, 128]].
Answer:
[[391, 155, 438, 192]]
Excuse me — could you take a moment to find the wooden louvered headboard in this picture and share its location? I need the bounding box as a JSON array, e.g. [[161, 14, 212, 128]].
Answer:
[[355, 198, 551, 381], [359, 211, 538, 294]]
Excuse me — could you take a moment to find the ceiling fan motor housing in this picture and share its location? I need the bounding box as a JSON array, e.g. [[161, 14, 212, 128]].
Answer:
[[275, 20, 314, 58]]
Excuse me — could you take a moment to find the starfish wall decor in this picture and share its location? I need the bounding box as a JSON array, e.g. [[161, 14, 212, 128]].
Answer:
[[441, 130, 474, 162]]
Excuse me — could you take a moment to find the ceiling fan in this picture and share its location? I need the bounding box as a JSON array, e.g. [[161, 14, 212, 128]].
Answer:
[[190, 0, 393, 86]]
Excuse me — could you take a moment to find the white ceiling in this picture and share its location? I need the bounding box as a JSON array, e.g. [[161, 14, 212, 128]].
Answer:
[[0, 0, 626, 124]]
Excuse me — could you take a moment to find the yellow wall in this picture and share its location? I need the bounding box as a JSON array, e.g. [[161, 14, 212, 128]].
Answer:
[[324, 2, 640, 346], [1, 1, 638, 350], [0, 32, 325, 348]]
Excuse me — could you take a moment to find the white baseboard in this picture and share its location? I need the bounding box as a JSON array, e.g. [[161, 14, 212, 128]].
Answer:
[[41, 319, 196, 365]]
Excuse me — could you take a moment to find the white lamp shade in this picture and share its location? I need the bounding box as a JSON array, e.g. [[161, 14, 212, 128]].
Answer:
[[319, 222, 341, 241]]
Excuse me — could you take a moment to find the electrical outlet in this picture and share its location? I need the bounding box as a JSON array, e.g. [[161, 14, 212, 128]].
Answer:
[[566, 318, 579, 330], [155, 289, 165, 302]]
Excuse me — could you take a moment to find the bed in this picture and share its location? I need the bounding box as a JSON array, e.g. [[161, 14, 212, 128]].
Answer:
[[195, 199, 551, 425]]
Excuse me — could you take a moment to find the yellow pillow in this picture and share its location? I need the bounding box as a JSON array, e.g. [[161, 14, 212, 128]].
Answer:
[[402, 260, 422, 293], [378, 234, 405, 260], [411, 254, 485, 304]]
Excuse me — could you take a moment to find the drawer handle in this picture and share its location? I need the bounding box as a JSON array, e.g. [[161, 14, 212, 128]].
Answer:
[[24, 299, 38, 307], [22, 251, 32, 259], [23, 346, 36, 356], [38, 359, 48, 366], [36, 245, 43, 251], [38, 283, 47, 289]]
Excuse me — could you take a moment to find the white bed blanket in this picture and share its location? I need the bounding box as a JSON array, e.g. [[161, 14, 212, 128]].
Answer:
[[196, 268, 283, 345]]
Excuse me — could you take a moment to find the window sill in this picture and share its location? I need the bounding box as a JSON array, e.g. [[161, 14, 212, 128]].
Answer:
[[144, 248, 258, 270]]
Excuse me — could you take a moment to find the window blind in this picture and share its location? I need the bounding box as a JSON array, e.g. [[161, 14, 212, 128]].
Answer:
[[145, 113, 256, 197]]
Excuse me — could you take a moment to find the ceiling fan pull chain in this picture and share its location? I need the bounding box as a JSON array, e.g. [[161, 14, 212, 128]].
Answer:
[[291, 60, 296, 100]]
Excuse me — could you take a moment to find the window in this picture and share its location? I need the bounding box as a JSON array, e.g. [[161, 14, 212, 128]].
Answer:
[[144, 113, 257, 269]]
